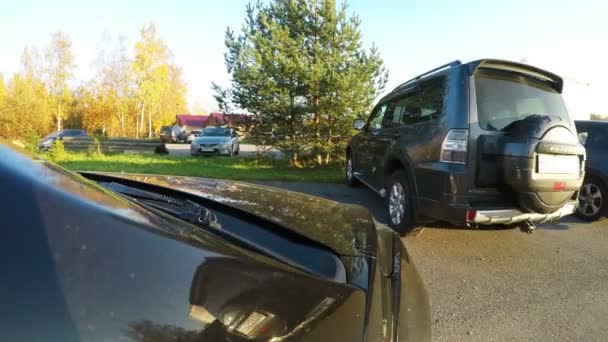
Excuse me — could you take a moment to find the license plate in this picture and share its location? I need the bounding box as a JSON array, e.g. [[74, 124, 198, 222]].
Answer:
[[201, 148, 214, 152], [538, 154, 579, 174]]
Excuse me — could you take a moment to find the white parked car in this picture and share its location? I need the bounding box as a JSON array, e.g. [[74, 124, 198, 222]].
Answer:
[[187, 130, 201, 143]]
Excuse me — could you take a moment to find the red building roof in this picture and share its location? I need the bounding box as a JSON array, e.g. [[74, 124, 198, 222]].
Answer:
[[175, 115, 208, 127], [175, 113, 252, 128]]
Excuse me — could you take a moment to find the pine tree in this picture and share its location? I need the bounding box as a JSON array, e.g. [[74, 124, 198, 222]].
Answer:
[[222, 0, 388, 166]]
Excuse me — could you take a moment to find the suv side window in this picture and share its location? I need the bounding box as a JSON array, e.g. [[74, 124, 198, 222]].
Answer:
[[389, 76, 446, 127], [367, 103, 389, 130], [417, 76, 446, 122]]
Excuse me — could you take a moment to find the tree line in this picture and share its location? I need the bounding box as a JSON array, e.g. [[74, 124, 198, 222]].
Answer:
[[0, 22, 187, 140], [1, 0, 389, 168]]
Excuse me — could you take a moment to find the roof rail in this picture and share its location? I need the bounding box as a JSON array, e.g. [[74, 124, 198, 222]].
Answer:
[[393, 60, 462, 92]]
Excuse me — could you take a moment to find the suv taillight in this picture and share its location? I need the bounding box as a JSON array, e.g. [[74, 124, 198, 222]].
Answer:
[[440, 129, 468, 164]]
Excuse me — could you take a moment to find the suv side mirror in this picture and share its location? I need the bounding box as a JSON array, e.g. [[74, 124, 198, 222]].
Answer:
[[353, 119, 365, 130]]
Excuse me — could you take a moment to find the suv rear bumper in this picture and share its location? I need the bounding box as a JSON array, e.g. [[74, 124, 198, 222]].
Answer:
[[416, 195, 577, 226], [469, 201, 577, 225]]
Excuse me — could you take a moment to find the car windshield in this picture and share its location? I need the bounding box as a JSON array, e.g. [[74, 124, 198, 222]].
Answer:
[[202, 128, 230, 137], [475, 70, 570, 131]]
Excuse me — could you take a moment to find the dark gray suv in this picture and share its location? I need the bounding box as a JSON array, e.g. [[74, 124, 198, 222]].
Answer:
[[347, 59, 586, 234], [574, 120, 608, 221]]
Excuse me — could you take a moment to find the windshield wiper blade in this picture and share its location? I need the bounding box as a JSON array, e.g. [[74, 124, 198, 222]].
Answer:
[[99, 181, 219, 228]]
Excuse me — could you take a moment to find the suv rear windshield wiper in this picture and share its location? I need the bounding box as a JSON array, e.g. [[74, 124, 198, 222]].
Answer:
[[500, 114, 563, 132]]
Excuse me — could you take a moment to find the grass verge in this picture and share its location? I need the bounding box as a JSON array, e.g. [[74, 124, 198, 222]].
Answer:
[[45, 152, 344, 183]]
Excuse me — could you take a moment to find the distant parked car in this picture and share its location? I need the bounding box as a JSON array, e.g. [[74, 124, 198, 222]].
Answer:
[[187, 130, 202, 143], [39, 129, 88, 151], [191, 126, 240, 156], [160, 125, 186, 143], [574, 120, 608, 221]]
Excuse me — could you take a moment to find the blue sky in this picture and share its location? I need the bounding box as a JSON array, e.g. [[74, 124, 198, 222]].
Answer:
[[1, 0, 606, 118]]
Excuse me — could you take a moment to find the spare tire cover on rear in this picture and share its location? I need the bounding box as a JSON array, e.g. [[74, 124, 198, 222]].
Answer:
[[495, 116, 585, 214]]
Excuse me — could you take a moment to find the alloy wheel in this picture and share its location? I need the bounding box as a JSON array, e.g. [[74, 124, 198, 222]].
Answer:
[[389, 182, 406, 225], [346, 158, 353, 181], [578, 183, 603, 217]]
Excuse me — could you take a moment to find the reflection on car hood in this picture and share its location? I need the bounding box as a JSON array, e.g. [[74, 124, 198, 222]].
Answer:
[[85, 172, 377, 258], [194, 136, 231, 144]]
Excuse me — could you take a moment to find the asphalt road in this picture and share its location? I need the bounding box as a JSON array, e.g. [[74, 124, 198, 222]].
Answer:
[[260, 181, 608, 342]]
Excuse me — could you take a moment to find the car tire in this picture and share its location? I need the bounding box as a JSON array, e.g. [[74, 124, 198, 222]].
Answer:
[[576, 177, 607, 221], [386, 170, 417, 235], [229, 144, 234, 157], [235, 145, 240, 155], [345, 153, 361, 187]]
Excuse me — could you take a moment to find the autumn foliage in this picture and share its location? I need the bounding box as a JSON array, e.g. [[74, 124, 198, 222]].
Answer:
[[0, 23, 187, 141]]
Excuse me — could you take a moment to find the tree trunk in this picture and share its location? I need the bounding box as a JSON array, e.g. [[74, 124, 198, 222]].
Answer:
[[313, 96, 322, 165], [135, 115, 139, 139], [148, 109, 152, 139], [290, 152, 302, 168], [139, 101, 145, 138], [57, 101, 62, 131], [120, 108, 125, 137], [325, 126, 332, 165]]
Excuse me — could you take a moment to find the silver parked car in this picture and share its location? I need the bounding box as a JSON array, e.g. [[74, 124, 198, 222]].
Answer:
[[191, 126, 240, 156]]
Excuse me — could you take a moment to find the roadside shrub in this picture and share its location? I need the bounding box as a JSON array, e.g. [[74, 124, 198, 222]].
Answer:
[[154, 143, 169, 155], [93, 128, 108, 140], [90, 136, 103, 156], [24, 131, 40, 153], [48, 140, 67, 161]]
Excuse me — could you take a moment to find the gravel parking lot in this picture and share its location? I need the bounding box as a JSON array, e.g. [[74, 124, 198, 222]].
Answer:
[[261, 181, 608, 341]]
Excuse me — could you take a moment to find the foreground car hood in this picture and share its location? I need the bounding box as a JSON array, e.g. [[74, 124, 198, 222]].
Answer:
[[194, 136, 231, 144], [0, 143, 376, 341], [84, 172, 377, 258]]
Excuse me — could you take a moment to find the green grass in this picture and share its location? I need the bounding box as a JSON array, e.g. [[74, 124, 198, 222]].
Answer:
[[46, 152, 344, 183]]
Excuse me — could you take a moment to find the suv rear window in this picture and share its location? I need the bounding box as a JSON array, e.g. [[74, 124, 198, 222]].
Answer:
[[475, 70, 570, 131]]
